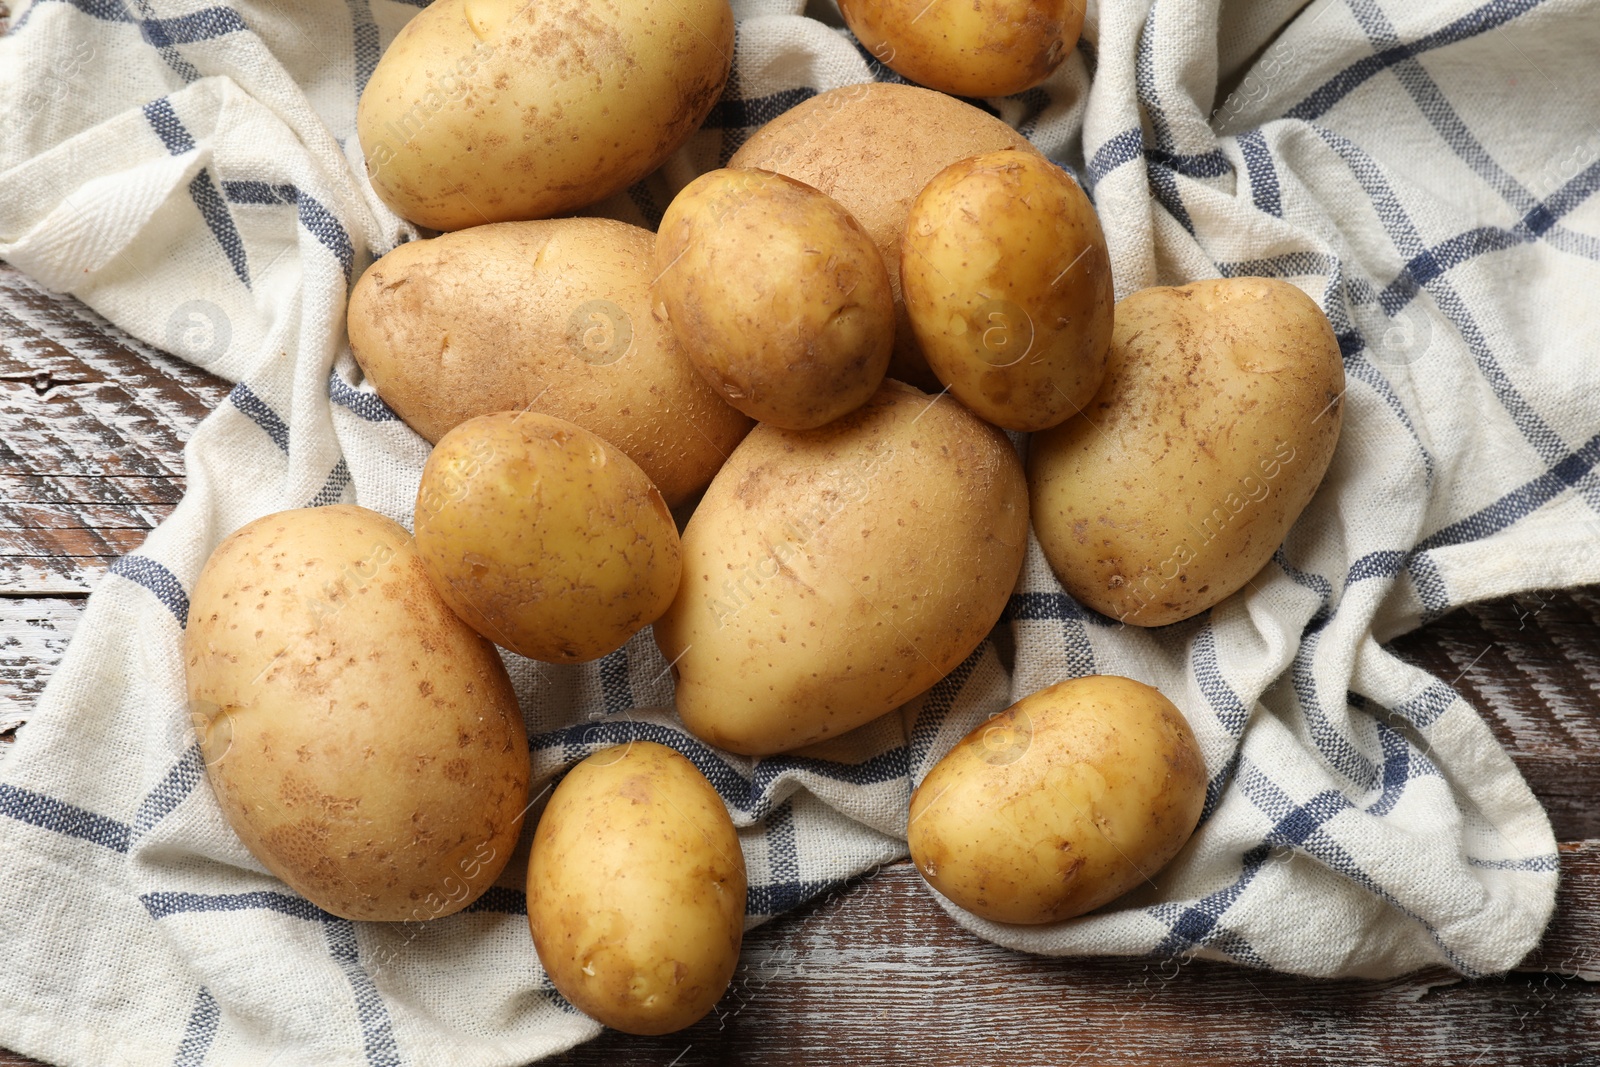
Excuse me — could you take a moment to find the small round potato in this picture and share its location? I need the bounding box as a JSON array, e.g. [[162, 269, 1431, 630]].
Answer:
[[185, 505, 529, 922], [902, 149, 1112, 432], [653, 169, 894, 430], [1029, 277, 1345, 626], [358, 0, 734, 228], [839, 0, 1084, 98], [728, 84, 1040, 390], [528, 741, 746, 1035], [413, 412, 682, 663], [908, 675, 1207, 925]]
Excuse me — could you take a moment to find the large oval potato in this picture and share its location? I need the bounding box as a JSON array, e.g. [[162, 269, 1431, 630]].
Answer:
[[729, 84, 1040, 390], [839, 0, 1083, 98], [908, 675, 1206, 925], [414, 411, 682, 664], [528, 741, 745, 1035], [1030, 278, 1345, 626], [654, 168, 894, 429], [184, 504, 529, 922], [655, 379, 1029, 755], [347, 218, 752, 509], [358, 0, 734, 229], [902, 149, 1113, 432]]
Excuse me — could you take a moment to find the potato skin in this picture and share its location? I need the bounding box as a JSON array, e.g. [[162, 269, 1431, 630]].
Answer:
[[655, 379, 1029, 755], [1029, 278, 1345, 627], [839, 0, 1083, 98], [654, 169, 894, 430], [728, 84, 1039, 390], [528, 742, 745, 1036], [414, 411, 682, 664], [357, 0, 734, 229], [346, 218, 752, 508], [184, 505, 529, 922], [902, 149, 1112, 432], [908, 675, 1206, 925]]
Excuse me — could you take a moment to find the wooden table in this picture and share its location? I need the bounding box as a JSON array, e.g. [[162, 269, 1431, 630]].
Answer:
[[2, 260, 1596, 1065]]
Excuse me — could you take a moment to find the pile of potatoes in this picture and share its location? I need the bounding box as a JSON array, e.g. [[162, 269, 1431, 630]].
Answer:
[[183, 0, 1347, 1040]]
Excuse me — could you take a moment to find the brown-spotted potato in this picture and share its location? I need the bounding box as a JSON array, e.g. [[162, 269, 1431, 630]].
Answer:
[[413, 411, 681, 663], [908, 675, 1207, 924], [184, 504, 529, 922], [653, 168, 894, 429], [901, 149, 1113, 432], [1029, 277, 1345, 626], [357, 0, 734, 229], [528, 741, 745, 1035], [346, 218, 751, 508]]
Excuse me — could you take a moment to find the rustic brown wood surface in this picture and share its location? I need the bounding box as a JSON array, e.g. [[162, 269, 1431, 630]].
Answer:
[[1, 259, 1597, 1065]]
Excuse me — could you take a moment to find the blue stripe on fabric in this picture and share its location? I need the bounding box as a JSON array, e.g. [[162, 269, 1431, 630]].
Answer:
[[1407, 552, 1453, 622], [1347, 549, 1410, 584], [1468, 854, 1559, 872], [1149, 842, 1273, 956], [1365, 719, 1438, 817], [141, 890, 331, 922], [347, 0, 381, 96], [906, 646, 987, 775], [744, 802, 844, 917], [1285, 0, 1545, 122], [142, 99, 251, 288], [0, 784, 131, 852], [309, 459, 352, 508], [222, 181, 355, 282], [1290, 631, 1378, 788], [109, 554, 191, 626], [1391, 681, 1456, 729], [465, 885, 527, 914], [1238, 130, 1282, 216], [229, 382, 290, 452], [329, 371, 401, 422], [598, 648, 634, 717], [141, 6, 249, 46], [1000, 591, 1116, 627], [324, 920, 402, 1067], [1416, 431, 1600, 551], [142, 98, 195, 154], [13, 0, 131, 30], [171, 987, 221, 1067], [133, 745, 206, 838], [1087, 127, 1144, 190]]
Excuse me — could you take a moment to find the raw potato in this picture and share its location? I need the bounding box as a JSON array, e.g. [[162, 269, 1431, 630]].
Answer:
[[1029, 277, 1345, 626], [839, 0, 1083, 98], [655, 380, 1029, 755], [901, 149, 1113, 432], [357, 0, 734, 229], [184, 505, 529, 922], [414, 411, 681, 663], [528, 741, 745, 1035], [346, 217, 751, 508], [654, 169, 894, 429], [908, 675, 1207, 925], [729, 84, 1040, 390]]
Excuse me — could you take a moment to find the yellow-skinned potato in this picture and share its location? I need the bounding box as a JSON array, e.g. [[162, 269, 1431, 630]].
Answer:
[[1029, 278, 1345, 626], [357, 0, 734, 229], [839, 0, 1084, 98], [347, 218, 752, 508], [908, 675, 1206, 925], [184, 504, 529, 922], [728, 84, 1040, 390], [902, 149, 1112, 432], [653, 169, 894, 429], [414, 412, 681, 663], [655, 380, 1028, 755], [528, 742, 745, 1035]]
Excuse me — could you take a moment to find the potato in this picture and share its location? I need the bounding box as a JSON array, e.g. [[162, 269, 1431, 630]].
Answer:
[[655, 379, 1028, 755], [653, 168, 894, 429], [1029, 277, 1345, 627], [357, 0, 734, 229], [908, 675, 1206, 925], [901, 149, 1112, 432], [728, 84, 1040, 390], [414, 411, 681, 664], [839, 0, 1083, 98], [184, 504, 529, 922], [528, 741, 745, 1035], [347, 217, 752, 508]]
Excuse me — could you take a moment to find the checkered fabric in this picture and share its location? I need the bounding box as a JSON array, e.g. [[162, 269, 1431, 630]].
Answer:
[[2, 0, 1598, 1063]]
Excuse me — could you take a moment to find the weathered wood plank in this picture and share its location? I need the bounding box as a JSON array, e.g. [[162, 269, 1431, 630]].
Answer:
[[0, 597, 81, 710]]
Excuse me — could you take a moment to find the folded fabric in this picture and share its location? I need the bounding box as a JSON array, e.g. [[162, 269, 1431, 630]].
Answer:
[[2, 0, 1597, 1063]]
